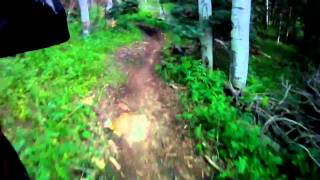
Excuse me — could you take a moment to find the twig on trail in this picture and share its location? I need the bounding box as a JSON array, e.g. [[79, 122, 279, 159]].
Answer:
[[59, 104, 82, 124], [169, 83, 187, 90], [109, 157, 121, 171], [60, 92, 96, 124], [169, 83, 179, 90], [204, 155, 222, 172]]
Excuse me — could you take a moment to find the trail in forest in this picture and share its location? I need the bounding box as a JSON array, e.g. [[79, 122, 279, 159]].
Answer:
[[95, 28, 210, 179]]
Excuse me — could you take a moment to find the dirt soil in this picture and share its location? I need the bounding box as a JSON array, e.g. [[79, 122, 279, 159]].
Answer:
[[95, 30, 211, 179]]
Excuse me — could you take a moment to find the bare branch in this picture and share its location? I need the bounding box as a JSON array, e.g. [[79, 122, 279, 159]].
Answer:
[[279, 80, 292, 105], [262, 116, 310, 133], [214, 39, 230, 53], [204, 155, 222, 172], [307, 80, 320, 98], [297, 144, 320, 168], [309, 100, 320, 113]]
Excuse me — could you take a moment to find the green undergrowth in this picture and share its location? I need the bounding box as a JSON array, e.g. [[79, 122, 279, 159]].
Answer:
[[139, 0, 175, 17], [245, 37, 302, 98], [242, 37, 319, 178], [158, 54, 284, 179], [238, 38, 304, 117], [157, 31, 317, 178], [0, 18, 142, 178], [139, 0, 162, 16], [117, 10, 170, 30]]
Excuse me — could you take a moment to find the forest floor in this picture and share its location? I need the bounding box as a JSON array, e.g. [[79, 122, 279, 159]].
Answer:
[[94, 29, 211, 179]]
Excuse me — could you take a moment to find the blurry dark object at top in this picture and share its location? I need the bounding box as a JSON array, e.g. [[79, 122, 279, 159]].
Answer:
[[0, 0, 70, 58]]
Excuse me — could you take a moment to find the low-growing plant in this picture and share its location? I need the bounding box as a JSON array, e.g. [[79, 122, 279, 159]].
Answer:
[[0, 16, 143, 179], [158, 53, 284, 178], [158, 29, 319, 178]]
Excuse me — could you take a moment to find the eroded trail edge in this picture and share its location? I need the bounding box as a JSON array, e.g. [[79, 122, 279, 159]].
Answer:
[[95, 29, 210, 179]]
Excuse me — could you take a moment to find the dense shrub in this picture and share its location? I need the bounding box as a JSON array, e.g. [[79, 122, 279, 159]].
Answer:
[[158, 33, 319, 178], [158, 50, 284, 178], [108, 0, 139, 18]]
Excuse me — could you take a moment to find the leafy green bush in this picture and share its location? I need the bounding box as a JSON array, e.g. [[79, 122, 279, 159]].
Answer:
[[158, 52, 284, 178], [0, 19, 142, 178], [158, 27, 320, 177], [116, 11, 169, 30], [164, 0, 231, 40], [108, 0, 139, 18]]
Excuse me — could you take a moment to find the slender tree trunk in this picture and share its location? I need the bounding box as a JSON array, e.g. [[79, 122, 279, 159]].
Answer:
[[277, 14, 282, 44], [106, 0, 113, 12], [198, 0, 213, 69], [230, 0, 252, 90], [78, 0, 90, 35], [158, 0, 165, 19], [271, 0, 278, 26], [285, 7, 292, 41], [266, 0, 269, 27]]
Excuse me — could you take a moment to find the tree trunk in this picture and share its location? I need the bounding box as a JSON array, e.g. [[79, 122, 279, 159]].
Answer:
[[285, 7, 292, 42], [198, 0, 213, 69], [266, 0, 269, 27], [277, 14, 282, 44], [230, 0, 252, 90], [158, 0, 165, 19], [271, 0, 278, 26], [106, 0, 113, 12], [78, 0, 90, 35]]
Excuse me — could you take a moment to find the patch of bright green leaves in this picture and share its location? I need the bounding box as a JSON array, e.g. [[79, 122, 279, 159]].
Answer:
[[158, 54, 284, 179], [0, 20, 142, 178]]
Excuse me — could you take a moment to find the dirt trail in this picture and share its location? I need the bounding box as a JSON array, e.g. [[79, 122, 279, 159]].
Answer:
[[95, 29, 210, 179]]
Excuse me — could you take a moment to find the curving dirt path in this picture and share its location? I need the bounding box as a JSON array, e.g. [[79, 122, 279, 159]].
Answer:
[[95, 29, 211, 179]]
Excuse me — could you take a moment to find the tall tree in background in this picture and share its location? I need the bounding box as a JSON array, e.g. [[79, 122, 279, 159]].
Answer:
[[158, 0, 166, 19], [198, 0, 213, 68], [265, 0, 269, 27], [230, 0, 252, 90], [78, 0, 90, 35], [106, 0, 113, 12]]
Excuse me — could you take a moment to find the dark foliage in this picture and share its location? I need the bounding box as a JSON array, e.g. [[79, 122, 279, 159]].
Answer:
[[108, 0, 139, 18]]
